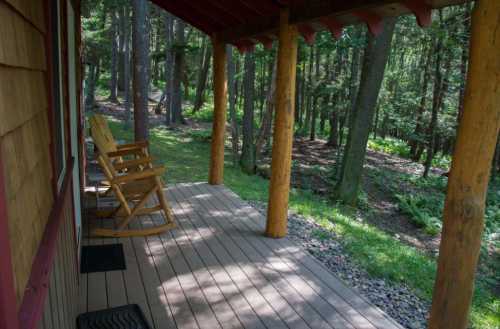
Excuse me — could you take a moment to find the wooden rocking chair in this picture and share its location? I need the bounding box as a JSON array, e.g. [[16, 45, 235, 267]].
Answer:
[[91, 148, 175, 238], [89, 114, 154, 197]]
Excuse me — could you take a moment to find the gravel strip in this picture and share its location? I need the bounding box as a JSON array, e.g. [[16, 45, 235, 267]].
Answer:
[[248, 200, 430, 329]]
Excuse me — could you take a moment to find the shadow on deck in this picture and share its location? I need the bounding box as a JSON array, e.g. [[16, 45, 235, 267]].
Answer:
[[80, 182, 404, 329]]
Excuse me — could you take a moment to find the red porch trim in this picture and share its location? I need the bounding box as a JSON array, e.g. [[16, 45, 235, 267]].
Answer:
[[18, 158, 75, 329], [0, 155, 21, 329]]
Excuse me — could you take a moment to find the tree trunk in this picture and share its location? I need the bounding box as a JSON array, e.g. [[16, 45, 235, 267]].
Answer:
[[117, 6, 126, 91], [457, 3, 472, 124], [423, 13, 451, 178], [327, 110, 339, 147], [240, 52, 256, 174], [348, 27, 364, 127], [327, 48, 344, 147], [163, 13, 174, 125], [255, 59, 277, 157], [410, 45, 433, 161], [109, 9, 119, 103], [132, 0, 149, 141], [227, 46, 239, 167], [303, 45, 314, 133], [193, 39, 212, 113], [298, 60, 306, 128], [123, 7, 131, 127], [334, 17, 397, 205], [84, 62, 99, 112], [171, 19, 186, 125], [309, 46, 321, 141], [295, 51, 302, 124]]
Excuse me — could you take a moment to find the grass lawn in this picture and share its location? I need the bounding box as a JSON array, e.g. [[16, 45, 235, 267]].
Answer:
[[106, 118, 499, 329]]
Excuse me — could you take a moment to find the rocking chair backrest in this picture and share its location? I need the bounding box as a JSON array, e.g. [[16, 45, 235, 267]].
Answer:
[[94, 114, 116, 147], [89, 119, 119, 180], [89, 115, 117, 155]]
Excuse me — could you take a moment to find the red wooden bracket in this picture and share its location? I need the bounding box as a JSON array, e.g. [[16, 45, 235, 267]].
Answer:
[[256, 36, 274, 50], [298, 23, 316, 45], [353, 10, 383, 36], [403, 0, 432, 27], [320, 17, 343, 39], [234, 40, 255, 54]]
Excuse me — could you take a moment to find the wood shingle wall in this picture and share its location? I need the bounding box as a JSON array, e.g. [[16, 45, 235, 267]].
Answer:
[[0, 0, 55, 304], [0, 6, 78, 329]]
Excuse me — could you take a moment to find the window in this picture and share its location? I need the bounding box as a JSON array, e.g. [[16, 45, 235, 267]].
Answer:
[[50, 0, 66, 189]]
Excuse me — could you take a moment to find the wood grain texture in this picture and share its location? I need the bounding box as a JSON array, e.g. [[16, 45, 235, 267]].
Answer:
[[208, 36, 227, 185], [428, 1, 500, 328], [266, 9, 298, 238], [84, 183, 403, 329], [4, 0, 45, 33], [0, 0, 53, 306], [0, 2, 46, 70]]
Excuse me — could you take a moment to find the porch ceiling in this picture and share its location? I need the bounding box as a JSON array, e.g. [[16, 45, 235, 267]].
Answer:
[[150, 0, 469, 49]]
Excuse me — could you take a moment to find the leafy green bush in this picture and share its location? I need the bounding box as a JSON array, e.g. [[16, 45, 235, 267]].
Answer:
[[395, 193, 443, 235], [187, 104, 215, 122], [430, 153, 452, 169], [368, 137, 411, 158]]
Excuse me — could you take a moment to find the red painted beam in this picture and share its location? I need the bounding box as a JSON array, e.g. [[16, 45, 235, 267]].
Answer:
[[403, 0, 432, 27], [183, 0, 241, 28], [298, 23, 316, 45], [235, 0, 280, 16], [353, 10, 383, 35], [0, 155, 20, 329], [256, 36, 274, 49], [18, 158, 74, 329], [320, 17, 343, 39], [150, 0, 218, 34], [234, 39, 255, 53]]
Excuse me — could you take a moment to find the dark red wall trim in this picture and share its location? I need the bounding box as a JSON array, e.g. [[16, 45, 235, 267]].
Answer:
[[0, 155, 21, 329], [18, 158, 74, 329]]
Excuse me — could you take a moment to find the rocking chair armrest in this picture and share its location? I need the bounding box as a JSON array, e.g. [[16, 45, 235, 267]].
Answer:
[[112, 166, 165, 184], [113, 156, 154, 170], [107, 148, 144, 158], [116, 140, 149, 150]]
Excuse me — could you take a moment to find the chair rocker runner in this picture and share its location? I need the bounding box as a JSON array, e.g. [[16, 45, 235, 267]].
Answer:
[[91, 150, 175, 238]]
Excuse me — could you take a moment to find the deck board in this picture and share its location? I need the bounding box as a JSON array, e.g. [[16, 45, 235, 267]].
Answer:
[[82, 183, 403, 329], [212, 185, 404, 329]]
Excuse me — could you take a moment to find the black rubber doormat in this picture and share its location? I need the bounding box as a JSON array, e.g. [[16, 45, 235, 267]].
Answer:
[[77, 304, 152, 329], [80, 243, 126, 273]]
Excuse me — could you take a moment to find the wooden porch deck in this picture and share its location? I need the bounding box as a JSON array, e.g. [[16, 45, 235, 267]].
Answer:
[[80, 182, 403, 329]]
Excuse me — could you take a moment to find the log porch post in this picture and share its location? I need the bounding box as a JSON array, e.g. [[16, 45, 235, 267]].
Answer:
[[208, 35, 227, 185], [266, 9, 298, 238], [428, 1, 499, 328]]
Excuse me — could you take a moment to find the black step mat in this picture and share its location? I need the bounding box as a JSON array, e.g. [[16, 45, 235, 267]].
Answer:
[[80, 243, 126, 273], [77, 304, 152, 329]]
